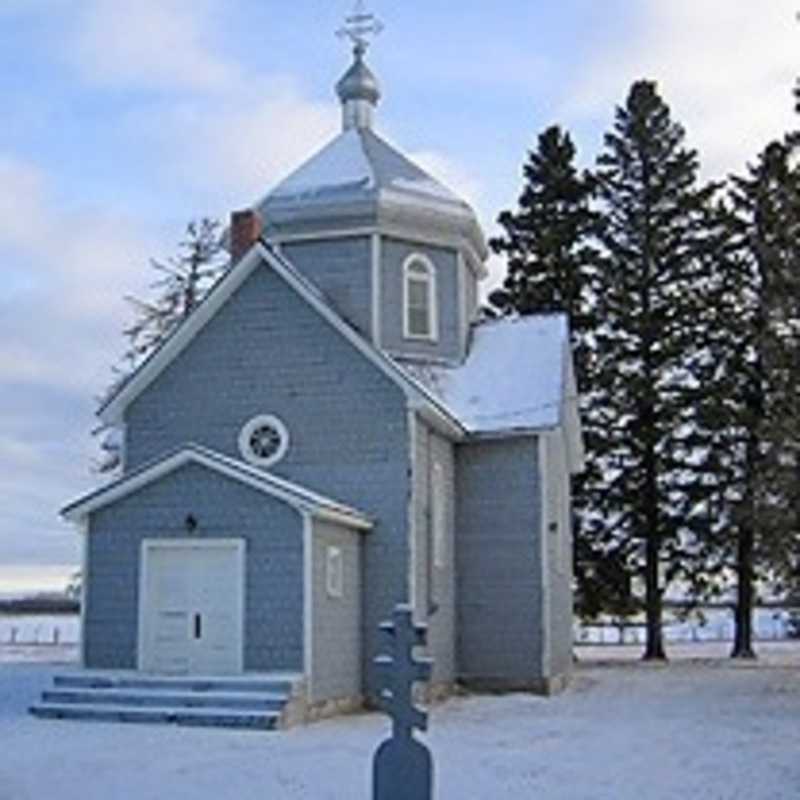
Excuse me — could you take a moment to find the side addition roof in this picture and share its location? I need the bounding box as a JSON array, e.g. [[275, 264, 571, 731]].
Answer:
[[399, 315, 569, 434], [61, 443, 373, 530], [396, 314, 584, 472]]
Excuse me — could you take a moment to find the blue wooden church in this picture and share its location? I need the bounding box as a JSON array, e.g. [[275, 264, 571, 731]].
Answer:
[[38, 12, 583, 728]]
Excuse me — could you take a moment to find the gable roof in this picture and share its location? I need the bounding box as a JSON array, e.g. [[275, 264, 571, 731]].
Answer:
[[61, 444, 373, 530], [98, 240, 465, 438], [397, 314, 571, 435]]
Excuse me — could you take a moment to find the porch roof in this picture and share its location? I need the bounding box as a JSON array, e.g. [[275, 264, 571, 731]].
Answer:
[[61, 443, 373, 531]]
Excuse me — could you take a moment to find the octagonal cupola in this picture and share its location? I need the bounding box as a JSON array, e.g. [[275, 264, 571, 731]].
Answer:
[[251, 3, 488, 364]]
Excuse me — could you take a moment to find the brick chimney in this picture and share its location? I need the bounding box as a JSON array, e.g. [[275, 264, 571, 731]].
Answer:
[[229, 209, 263, 263]]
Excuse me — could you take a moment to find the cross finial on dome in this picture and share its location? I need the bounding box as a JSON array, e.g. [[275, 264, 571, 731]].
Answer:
[[336, 0, 383, 57], [335, 1, 383, 131]]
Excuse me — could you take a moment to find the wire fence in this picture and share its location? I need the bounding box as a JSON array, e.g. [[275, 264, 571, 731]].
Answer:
[[0, 616, 80, 647], [575, 606, 798, 646]]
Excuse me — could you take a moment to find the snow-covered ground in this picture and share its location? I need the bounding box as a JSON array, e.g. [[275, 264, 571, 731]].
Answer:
[[1, 643, 798, 799]]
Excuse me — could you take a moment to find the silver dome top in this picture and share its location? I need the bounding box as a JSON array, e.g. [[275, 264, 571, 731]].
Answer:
[[336, 46, 381, 106]]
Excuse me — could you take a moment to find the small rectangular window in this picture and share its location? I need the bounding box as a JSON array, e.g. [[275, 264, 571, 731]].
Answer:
[[326, 546, 344, 598]]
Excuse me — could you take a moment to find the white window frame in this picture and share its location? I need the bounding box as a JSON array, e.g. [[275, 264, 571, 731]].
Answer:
[[238, 414, 290, 468], [402, 254, 438, 342], [326, 545, 344, 598]]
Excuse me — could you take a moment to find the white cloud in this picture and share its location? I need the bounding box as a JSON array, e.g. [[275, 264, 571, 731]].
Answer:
[[0, 158, 160, 392], [141, 77, 340, 205], [0, 565, 76, 597], [0, 157, 48, 250], [409, 149, 484, 212], [70, 0, 237, 92], [563, 0, 798, 178], [0, 153, 164, 570]]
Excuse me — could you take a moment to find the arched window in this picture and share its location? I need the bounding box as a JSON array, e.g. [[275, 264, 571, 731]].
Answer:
[[403, 255, 437, 341]]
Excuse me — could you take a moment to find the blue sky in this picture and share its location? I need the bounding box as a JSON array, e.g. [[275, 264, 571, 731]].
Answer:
[[1, 1, 798, 594]]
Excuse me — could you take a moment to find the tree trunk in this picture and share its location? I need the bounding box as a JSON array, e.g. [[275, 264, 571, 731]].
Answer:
[[732, 428, 758, 660], [731, 524, 757, 659], [642, 433, 667, 661], [643, 530, 667, 660]]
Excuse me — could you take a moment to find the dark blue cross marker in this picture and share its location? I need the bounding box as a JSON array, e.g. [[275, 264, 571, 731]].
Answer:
[[372, 604, 434, 800]]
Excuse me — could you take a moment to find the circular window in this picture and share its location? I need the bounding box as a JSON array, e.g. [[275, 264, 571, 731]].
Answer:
[[238, 415, 289, 468]]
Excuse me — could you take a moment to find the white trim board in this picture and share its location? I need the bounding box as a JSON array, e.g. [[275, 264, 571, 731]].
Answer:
[[78, 520, 89, 668], [61, 444, 373, 531], [302, 513, 314, 702], [407, 409, 418, 620], [371, 232, 382, 346]]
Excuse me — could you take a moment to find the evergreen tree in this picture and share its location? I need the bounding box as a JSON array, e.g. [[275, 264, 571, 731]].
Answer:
[[488, 126, 618, 619], [592, 80, 725, 660], [732, 139, 800, 616], [94, 217, 226, 473], [680, 191, 759, 658], [122, 218, 226, 366], [691, 139, 800, 659], [489, 125, 598, 346]]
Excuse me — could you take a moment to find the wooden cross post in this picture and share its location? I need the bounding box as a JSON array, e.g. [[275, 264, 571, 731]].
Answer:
[[372, 604, 433, 800]]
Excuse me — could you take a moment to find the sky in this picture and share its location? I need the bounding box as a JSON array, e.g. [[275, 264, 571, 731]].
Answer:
[[1, 1, 798, 595]]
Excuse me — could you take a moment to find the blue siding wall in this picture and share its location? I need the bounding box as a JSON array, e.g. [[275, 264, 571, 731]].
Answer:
[[281, 237, 372, 338], [122, 261, 410, 696], [380, 237, 461, 362], [85, 462, 303, 671], [455, 436, 546, 686]]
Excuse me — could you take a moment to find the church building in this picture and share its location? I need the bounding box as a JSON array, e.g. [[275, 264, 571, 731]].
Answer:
[[37, 11, 583, 727]]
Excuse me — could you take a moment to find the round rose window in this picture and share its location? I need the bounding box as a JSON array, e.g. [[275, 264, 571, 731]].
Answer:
[[238, 415, 289, 468]]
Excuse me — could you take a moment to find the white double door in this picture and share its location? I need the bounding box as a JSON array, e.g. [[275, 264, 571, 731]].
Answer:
[[139, 540, 245, 675]]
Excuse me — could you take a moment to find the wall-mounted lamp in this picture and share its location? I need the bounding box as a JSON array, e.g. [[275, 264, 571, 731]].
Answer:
[[184, 514, 198, 533]]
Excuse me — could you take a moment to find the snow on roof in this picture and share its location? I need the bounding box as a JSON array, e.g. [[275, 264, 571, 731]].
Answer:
[[261, 128, 464, 208], [399, 315, 569, 434], [269, 129, 375, 201]]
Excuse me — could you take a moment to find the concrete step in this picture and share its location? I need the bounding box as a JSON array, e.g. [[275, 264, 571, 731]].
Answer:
[[29, 702, 280, 730], [42, 687, 288, 711], [31, 672, 305, 730], [52, 673, 298, 695]]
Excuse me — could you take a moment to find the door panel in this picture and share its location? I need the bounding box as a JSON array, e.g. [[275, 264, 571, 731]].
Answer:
[[140, 541, 244, 675]]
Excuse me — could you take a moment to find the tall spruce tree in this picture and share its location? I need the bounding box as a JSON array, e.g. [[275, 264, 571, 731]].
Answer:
[[592, 81, 724, 660], [488, 126, 624, 619], [489, 125, 598, 343], [731, 139, 800, 618], [681, 191, 759, 658], [692, 139, 800, 659]]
